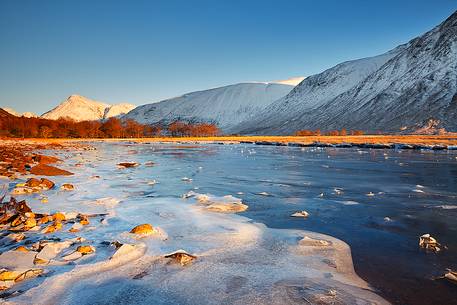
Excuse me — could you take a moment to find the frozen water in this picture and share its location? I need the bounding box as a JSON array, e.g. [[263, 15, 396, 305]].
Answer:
[[3, 142, 457, 304]]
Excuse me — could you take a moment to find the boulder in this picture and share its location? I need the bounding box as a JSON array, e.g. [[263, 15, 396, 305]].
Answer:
[[30, 164, 73, 176], [419, 234, 442, 252], [164, 250, 196, 266], [130, 224, 154, 235], [61, 183, 74, 191]]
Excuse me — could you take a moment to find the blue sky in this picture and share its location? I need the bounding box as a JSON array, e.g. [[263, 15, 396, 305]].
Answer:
[[1, 0, 456, 114]]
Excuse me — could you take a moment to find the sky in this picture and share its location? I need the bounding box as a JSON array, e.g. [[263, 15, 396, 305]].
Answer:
[[0, 0, 456, 115]]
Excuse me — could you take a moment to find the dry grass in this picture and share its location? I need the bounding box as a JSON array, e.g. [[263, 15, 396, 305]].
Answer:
[[3, 134, 457, 146]]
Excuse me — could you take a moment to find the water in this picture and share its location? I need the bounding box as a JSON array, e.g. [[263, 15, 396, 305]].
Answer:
[[4, 142, 457, 305]]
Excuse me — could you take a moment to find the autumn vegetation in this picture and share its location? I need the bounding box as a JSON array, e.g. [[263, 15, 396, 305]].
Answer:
[[0, 115, 220, 138], [295, 129, 364, 136]]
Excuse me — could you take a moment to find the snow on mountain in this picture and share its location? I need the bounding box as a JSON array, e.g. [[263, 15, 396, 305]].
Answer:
[[22, 112, 38, 118], [272, 77, 305, 86], [2, 107, 37, 118], [104, 103, 136, 119], [41, 95, 135, 121], [234, 11, 457, 135], [0, 108, 17, 118], [3, 108, 20, 116], [123, 82, 294, 130]]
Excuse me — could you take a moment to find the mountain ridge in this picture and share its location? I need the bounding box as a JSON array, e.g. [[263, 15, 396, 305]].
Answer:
[[232, 11, 457, 135]]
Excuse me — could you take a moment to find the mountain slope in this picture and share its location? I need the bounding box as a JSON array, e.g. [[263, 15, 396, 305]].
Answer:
[[123, 82, 294, 130], [0, 108, 17, 118], [234, 11, 457, 135], [41, 95, 135, 121], [2, 107, 37, 118]]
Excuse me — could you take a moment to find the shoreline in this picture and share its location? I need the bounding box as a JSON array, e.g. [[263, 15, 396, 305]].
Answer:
[[3, 134, 457, 150]]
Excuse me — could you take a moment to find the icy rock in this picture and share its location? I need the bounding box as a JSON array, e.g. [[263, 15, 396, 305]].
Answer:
[[291, 211, 309, 218], [93, 197, 120, 207], [35, 240, 78, 262], [164, 249, 196, 266], [444, 269, 457, 284], [41, 221, 63, 234], [61, 183, 74, 191], [53, 212, 66, 222], [257, 192, 271, 196], [299, 236, 332, 247], [117, 162, 139, 168], [76, 245, 95, 255], [111, 243, 137, 260], [184, 191, 248, 213], [419, 234, 442, 252]]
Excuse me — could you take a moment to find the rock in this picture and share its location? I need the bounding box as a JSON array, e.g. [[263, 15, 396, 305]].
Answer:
[[444, 269, 457, 284], [184, 191, 248, 213], [6, 233, 25, 242], [35, 240, 76, 262], [23, 217, 37, 230], [144, 161, 155, 167], [299, 236, 332, 247], [15, 246, 29, 252], [79, 215, 89, 225], [30, 164, 73, 176], [0, 270, 22, 281], [41, 221, 62, 234], [13, 268, 43, 282], [62, 212, 78, 220], [111, 243, 136, 260], [53, 212, 66, 222], [76, 245, 95, 255], [39, 178, 55, 189], [61, 183, 74, 191], [37, 214, 52, 225], [24, 178, 40, 187], [164, 249, 196, 266], [291, 211, 309, 218], [419, 234, 442, 252], [32, 154, 61, 164], [117, 162, 139, 168], [130, 224, 154, 235], [11, 187, 36, 195]]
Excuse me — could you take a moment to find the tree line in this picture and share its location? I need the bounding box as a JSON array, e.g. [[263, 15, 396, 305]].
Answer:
[[0, 115, 220, 138]]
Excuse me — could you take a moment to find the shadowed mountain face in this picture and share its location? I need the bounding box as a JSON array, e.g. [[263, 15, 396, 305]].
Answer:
[[123, 82, 294, 131], [233, 11, 457, 135]]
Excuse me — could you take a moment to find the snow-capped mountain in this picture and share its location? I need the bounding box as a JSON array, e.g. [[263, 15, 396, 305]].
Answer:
[[234, 11, 457, 135], [2, 107, 37, 118], [41, 95, 135, 121], [123, 82, 294, 130]]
